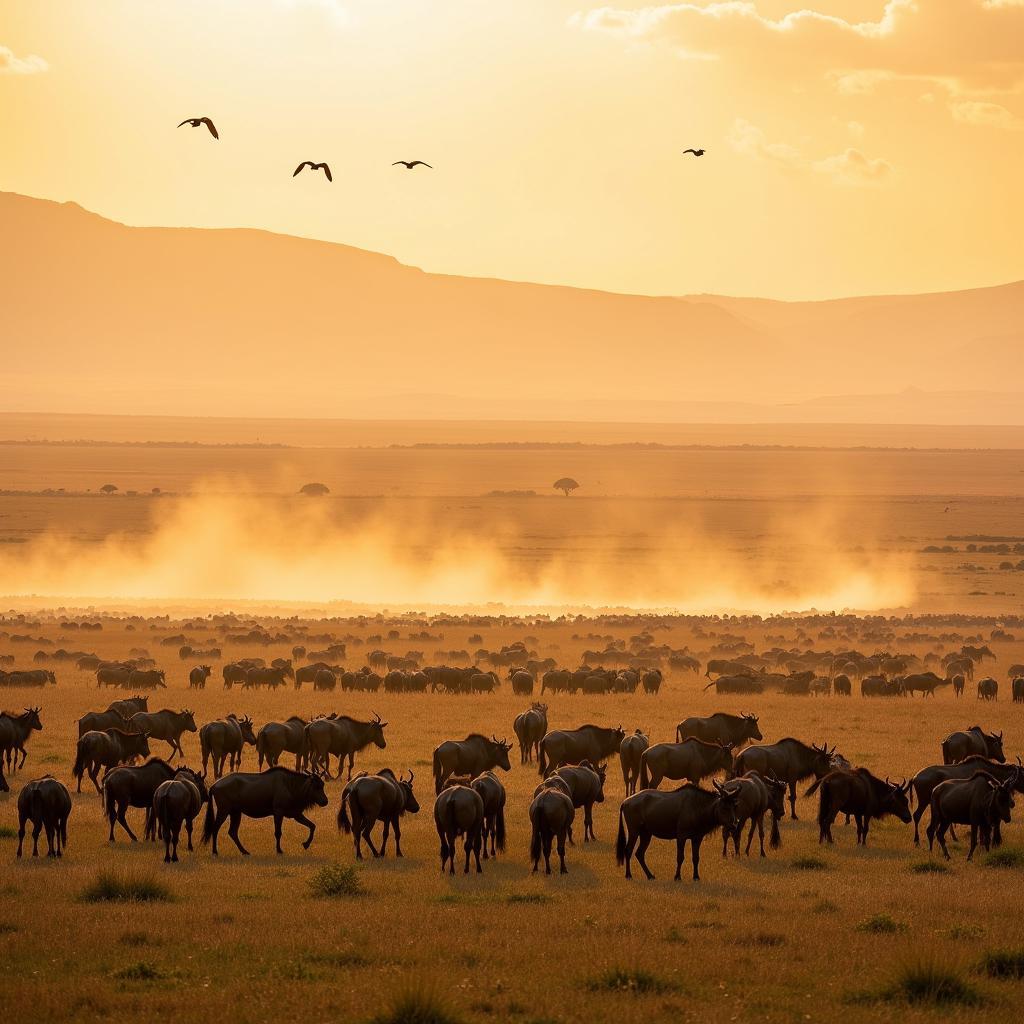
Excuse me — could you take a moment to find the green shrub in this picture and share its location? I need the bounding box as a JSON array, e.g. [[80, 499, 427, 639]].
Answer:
[[978, 949, 1024, 980], [114, 961, 164, 982], [585, 969, 677, 995], [792, 856, 828, 871], [857, 913, 906, 935], [910, 860, 950, 874], [892, 961, 983, 1006], [984, 847, 1024, 869], [0, 826, 18, 839], [81, 871, 172, 903], [372, 986, 462, 1024], [507, 892, 551, 905], [308, 863, 364, 899]]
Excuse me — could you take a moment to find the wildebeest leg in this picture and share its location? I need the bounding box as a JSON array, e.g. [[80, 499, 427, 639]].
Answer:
[[164, 821, 173, 862], [673, 835, 687, 881], [585, 803, 595, 842], [473, 830, 483, 873], [31, 818, 43, 857], [788, 781, 798, 820], [393, 818, 403, 858], [936, 822, 951, 860], [992, 821, 1002, 847], [296, 813, 316, 850], [185, 814, 195, 852], [859, 816, 869, 845], [912, 804, 924, 845], [347, 754, 354, 780], [440, 834, 451, 874], [16, 809, 28, 857], [635, 833, 655, 880], [116, 802, 139, 843], [557, 829, 568, 874], [967, 825, 979, 861], [90, 763, 103, 795], [227, 810, 249, 855], [691, 836, 704, 881], [542, 830, 553, 875], [45, 820, 57, 857], [364, 823, 380, 858], [273, 814, 285, 853], [17, 746, 27, 770]]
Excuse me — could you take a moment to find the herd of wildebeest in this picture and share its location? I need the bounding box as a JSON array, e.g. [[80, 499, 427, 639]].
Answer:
[[3, 609, 1024, 882]]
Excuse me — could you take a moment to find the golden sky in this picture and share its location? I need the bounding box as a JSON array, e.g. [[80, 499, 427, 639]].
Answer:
[[2, 0, 1022, 299]]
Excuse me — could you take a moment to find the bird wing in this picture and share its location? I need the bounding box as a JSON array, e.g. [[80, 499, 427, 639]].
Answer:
[[392, 161, 409, 167], [322, 164, 333, 182], [177, 120, 192, 128], [293, 162, 309, 176], [201, 118, 219, 139], [682, 149, 698, 155], [412, 161, 432, 168]]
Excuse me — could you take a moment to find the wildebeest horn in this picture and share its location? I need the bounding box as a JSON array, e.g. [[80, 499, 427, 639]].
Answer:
[[407, 769, 415, 785], [712, 780, 725, 794]]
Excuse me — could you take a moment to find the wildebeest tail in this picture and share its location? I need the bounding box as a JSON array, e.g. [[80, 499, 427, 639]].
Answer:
[[201, 797, 216, 845], [432, 749, 444, 794], [72, 740, 87, 783], [337, 785, 353, 833], [769, 811, 781, 850], [940, 739, 951, 764], [675, 725, 682, 743], [615, 809, 627, 866], [255, 731, 266, 770], [639, 757, 650, 790], [804, 777, 824, 798], [537, 741, 548, 777], [495, 803, 506, 853], [529, 822, 542, 865], [702, 679, 716, 691]]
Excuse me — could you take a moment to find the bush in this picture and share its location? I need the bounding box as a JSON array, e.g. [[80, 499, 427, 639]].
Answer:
[[891, 961, 983, 1006], [984, 847, 1024, 869], [0, 827, 17, 839], [373, 986, 462, 1024], [978, 949, 1024, 980], [506, 893, 550, 905], [585, 969, 677, 995], [792, 856, 828, 871], [910, 860, 950, 874], [81, 871, 172, 903], [114, 961, 164, 982], [857, 913, 906, 935], [308, 863, 364, 899]]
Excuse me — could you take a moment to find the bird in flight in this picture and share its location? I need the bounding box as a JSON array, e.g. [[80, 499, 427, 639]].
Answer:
[[682, 148, 705, 157], [392, 160, 433, 170], [293, 161, 333, 182], [177, 117, 219, 139]]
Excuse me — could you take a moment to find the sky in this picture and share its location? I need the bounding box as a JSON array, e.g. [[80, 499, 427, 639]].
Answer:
[[2, 0, 1023, 300]]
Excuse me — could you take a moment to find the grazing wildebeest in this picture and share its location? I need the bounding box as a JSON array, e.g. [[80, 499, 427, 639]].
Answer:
[[509, 669, 534, 696], [962, 644, 996, 663], [1014, 678, 1024, 704], [676, 712, 761, 749], [432, 733, 513, 793], [96, 665, 133, 688], [222, 663, 248, 688], [927, 770, 1017, 860], [294, 661, 333, 688], [73, 728, 151, 794], [704, 659, 756, 679], [953, 674, 966, 698], [538, 724, 625, 776], [977, 677, 998, 701], [129, 708, 197, 759], [78, 709, 131, 737], [942, 726, 1004, 765], [901, 672, 950, 698], [0, 669, 55, 687], [0, 707, 42, 770], [471, 770, 507, 858], [256, 717, 309, 770], [305, 714, 387, 780], [530, 783, 575, 874], [640, 738, 733, 790], [199, 715, 257, 779], [733, 738, 834, 819], [860, 675, 902, 697], [806, 768, 912, 845], [619, 729, 649, 796], [549, 761, 606, 841], [513, 703, 548, 765], [540, 669, 573, 695], [434, 784, 485, 874], [641, 669, 663, 695], [202, 767, 329, 856], [129, 669, 167, 690], [909, 756, 1024, 845], [338, 768, 420, 859], [720, 771, 786, 857], [107, 696, 148, 718], [616, 782, 740, 881], [832, 674, 852, 697], [16, 775, 72, 858], [703, 674, 764, 695], [243, 666, 290, 690], [103, 759, 204, 843], [153, 772, 209, 862], [189, 665, 212, 689], [313, 668, 337, 691]]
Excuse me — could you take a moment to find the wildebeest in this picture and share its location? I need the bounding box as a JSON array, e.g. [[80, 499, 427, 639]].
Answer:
[[471, 770, 507, 858], [0, 706, 43, 771], [305, 713, 387, 780], [434, 784, 485, 874], [107, 695, 148, 718], [721, 771, 785, 857], [640, 738, 732, 790], [953, 674, 966, 698], [313, 668, 337, 691], [641, 669, 663, 695], [927, 770, 1017, 860], [338, 768, 420, 859], [616, 781, 740, 881], [0, 669, 55, 687], [129, 708, 197, 759], [832, 674, 852, 697], [860, 675, 902, 697], [530, 783, 575, 874], [509, 669, 534, 696], [189, 665, 212, 689], [733, 738, 835, 819], [977, 677, 998, 701], [103, 759, 203, 843], [78, 709, 131, 738], [129, 669, 167, 690], [538, 724, 625, 776], [199, 715, 257, 779], [806, 768, 912, 845], [901, 672, 950, 698], [432, 733, 513, 793], [702, 674, 764, 695], [256, 716, 310, 770], [619, 729, 649, 796], [942, 725, 1004, 765], [676, 712, 761, 749], [244, 666, 290, 690], [548, 761, 606, 841], [73, 728, 151, 793], [16, 775, 72, 858], [153, 772, 209, 862], [1014, 678, 1024, 704], [202, 767, 329, 855], [704, 659, 756, 679], [513, 703, 548, 765]]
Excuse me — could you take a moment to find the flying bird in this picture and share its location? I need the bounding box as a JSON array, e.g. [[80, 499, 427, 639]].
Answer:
[[177, 117, 219, 139], [682, 148, 705, 157], [392, 160, 433, 170], [293, 161, 332, 182]]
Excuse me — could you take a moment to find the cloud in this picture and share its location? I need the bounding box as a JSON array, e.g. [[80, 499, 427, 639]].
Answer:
[[0, 45, 48, 75], [951, 99, 1024, 130], [728, 118, 800, 166], [813, 148, 893, 186]]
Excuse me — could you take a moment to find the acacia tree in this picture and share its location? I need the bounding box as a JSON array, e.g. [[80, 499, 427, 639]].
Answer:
[[100, 483, 118, 495], [299, 482, 330, 497], [553, 477, 580, 497]]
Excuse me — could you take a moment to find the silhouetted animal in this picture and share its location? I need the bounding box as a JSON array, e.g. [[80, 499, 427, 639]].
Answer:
[[73, 728, 151, 794], [942, 726, 1004, 765], [530, 783, 574, 874], [434, 784, 485, 874], [199, 715, 257, 778], [927, 770, 1017, 860], [734, 738, 835, 819], [721, 771, 785, 857], [392, 160, 432, 169], [153, 773, 208, 862], [471, 770, 507, 858], [538, 724, 625, 776], [293, 161, 332, 181], [619, 729, 649, 796], [676, 712, 761, 748], [16, 775, 71, 858], [178, 116, 218, 138], [432, 734, 512, 793], [256, 717, 309, 770], [129, 708, 197, 759], [338, 768, 420, 859], [305, 714, 387, 780], [806, 768, 912, 845], [513, 703, 547, 764]]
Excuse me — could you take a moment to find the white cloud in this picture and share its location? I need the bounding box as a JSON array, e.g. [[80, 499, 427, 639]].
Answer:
[[813, 148, 893, 186], [0, 45, 48, 75], [728, 118, 800, 166], [951, 99, 1024, 130]]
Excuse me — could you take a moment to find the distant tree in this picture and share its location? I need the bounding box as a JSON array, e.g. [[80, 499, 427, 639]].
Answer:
[[300, 482, 330, 497], [553, 477, 580, 497], [151, 487, 161, 495], [100, 483, 118, 495]]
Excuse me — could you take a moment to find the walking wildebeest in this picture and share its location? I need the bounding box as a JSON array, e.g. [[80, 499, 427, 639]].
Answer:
[[199, 715, 257, 779], [927, 770, 1017, 860], [256, 717, 310, 770], [189, 665, 212, 689], [530, 783, 575, 874], [16, 775, 72, 858], [1014, 678, 1024, 704], [953, 674, 966, 698], [73, 728, 151, 794], [153, 772, 209, 862], [619, 729, 649, 796], [640, 738, 733, 790], [806, 767, 912, 845], [977, 677, 999, 701], [548, 761, 606, 841], [509, 669, 534, 696], [305, 713, 387, 780], [243, 666, 290, 690], [832, 674, 852, 697], [107, 696, 148, 718], [676, 712, 762, 748], [641, 669, 663, 695], [103, 759, 205, 843], [513, 703, 548, 765], [942, 726, 1004, 765], [721, 770, 785, 857], [860, 675, 902, 697], [129, 708, 197, 759], [338, 768, 420, 859], [432, 734, 513, 793], [202, 767, 329, 855], [0, 707, 42, 771], [901, 672, 950, 698], [733, 738, 834, 819], [471, 770, 507, 858], [129, 669, 167, 690], [538, 724, 625, 776], [313, 668, 337, 691], [434, 784, 485, 874], [702, 674, 764, 695], [78, 709, 132, 738]]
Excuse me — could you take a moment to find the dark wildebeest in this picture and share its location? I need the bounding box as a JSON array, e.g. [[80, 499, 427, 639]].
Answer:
[[102, 757, 178, 842], [901, 672, 950, 698], [0, 707, 43, 770], [1014, 678, 1024, 704], [107, 695, 148, 718], [434, 784, 485, 874], [202, 767, 329, 855], [703, 674, 764, 695], [832, 674, 852, 697], [305, 713, 387, 780], [721, 771, 786, 857], [199, 715, 257, 779], [530, 783, 575, 874], [78, 709, 131, 737], [806, 767, 912, 845], [860, 675, 902, 697], [432, 733, 513, 793], [222, 663, 248, 688], [338, 768, 420, 859], [676, 712, 761, 749], [641, 669, 663, 695], [640, 738, 733, 790], [927, 770, 1018, 860], [129, 669, 167, 690], [615, 782, 740, 881], [619, 729, 649, 796], [540, 669, 573, 695], [256, 717, 309, 771], [295, 661, 333, 688], [733, 738, 834, 819], [977, 677, 999, 701], [513, 703, 548, 765], [942, 726, 1004, 765], [549, 761, 606, 841], [189, 665, 212, 689], [16, 775, 72, 858], [129, 708, 197, 759], [953, 674, 966, 698], [909, 756, 1024, 845], [538, 724, 625, 776], [243, 666, 290, 690], [153, 772, 209, 862], [471, 770, 507, 858], [313, 668, 337, 691], [704, 659, 756, 679], [73, 728, 151, 794], [509, 669, 534, 696], [96, 665, 133, 688]]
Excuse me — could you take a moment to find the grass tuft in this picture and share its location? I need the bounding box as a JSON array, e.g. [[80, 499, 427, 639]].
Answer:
[[118, 931, 156, 947], [113, 961, 165, 982], [949, 924, 985, 941], [978, 949, 1024, 980], [372, 985, 463, 1024], [857, 913, 906, 935], [308, 863, 364, 899], [506, 893, 550, 905], [80, 870, 172, 904], [0, 826, 18, 839], [910, 860, 950, 874], [734, 932, 786, 947], [0, 922, 17, 935], [983, 847, 1024, 869], [585, 968, 678, 995], [891, 961, 983, 1006], [792, 856, 828, 871]]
